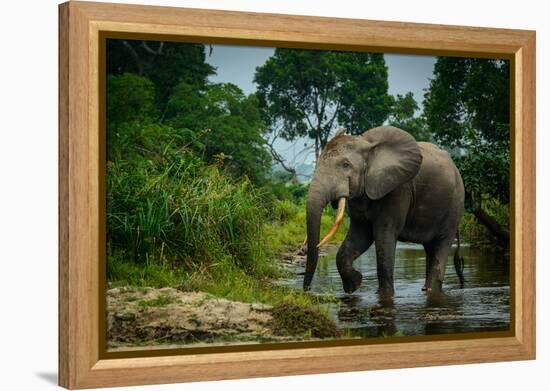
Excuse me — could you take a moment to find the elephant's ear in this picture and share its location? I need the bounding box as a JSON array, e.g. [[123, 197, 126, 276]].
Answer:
[[362, 126, 422, 200]]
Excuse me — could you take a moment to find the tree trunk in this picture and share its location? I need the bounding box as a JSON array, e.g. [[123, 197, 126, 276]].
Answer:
[[314, 137, 319, 160], [471, 205, 510, 245]]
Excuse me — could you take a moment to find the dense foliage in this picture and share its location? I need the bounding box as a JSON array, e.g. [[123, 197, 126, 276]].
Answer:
[[164, 82, 271, 183], [107, 40, 214, 109], [423, 57, 510, 245], [107, 73, 271, 185]]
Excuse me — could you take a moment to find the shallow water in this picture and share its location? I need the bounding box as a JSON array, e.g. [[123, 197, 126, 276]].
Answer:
[[283, 242, 510, 337]]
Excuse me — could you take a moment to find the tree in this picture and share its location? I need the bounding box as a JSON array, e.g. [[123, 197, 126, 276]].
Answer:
[[254, 49, 393, 160], [423, 57, 510, 245], [165, 82, 272, 184], [106, 39, 215, 111], [106, 73, 158, 126], [106, 73, 159, 161], [388, 92, 431, 141]]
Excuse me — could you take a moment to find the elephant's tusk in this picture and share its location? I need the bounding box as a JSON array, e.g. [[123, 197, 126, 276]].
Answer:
[[317, 197, 346, 248]]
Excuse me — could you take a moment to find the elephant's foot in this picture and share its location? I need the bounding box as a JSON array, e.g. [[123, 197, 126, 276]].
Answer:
[[342, 270, 363, 294], [376, 282, 395, 297], [423, 279, 443, 295], [376, 287, 395, 298]]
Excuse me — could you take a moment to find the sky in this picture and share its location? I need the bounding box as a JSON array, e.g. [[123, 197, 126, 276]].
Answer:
[[205, 44, 436, 166]]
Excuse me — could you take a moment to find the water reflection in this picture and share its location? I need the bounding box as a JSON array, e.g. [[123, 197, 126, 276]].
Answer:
[[284, 243, 510, 337]]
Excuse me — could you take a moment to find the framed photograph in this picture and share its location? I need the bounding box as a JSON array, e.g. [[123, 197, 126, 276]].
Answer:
[[59, 1, 535, 389]]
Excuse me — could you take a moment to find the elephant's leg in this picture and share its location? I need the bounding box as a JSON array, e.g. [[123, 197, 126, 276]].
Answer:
[[425, 239, 452, 293], [373, 222, 398, 297], [336, 223, 373, 294], [422, 244, 435, 292]]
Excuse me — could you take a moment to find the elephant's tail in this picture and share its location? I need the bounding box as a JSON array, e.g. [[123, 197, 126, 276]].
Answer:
[[454, 231, 465, 288]]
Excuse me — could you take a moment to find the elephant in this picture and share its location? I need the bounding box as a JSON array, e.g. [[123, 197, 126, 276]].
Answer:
[[304, 125, 465, 296]]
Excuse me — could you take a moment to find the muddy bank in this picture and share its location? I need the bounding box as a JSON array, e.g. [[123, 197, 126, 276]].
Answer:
[[107, 287, 341, 350], [279, 243, 339, 267]]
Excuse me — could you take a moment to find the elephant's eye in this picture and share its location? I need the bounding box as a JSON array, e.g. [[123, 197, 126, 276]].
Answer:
[[342, 161, 351, 169]]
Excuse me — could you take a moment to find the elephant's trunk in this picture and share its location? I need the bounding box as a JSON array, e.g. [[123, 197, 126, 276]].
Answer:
[[303, 187, 325, 291], [303, 169, 349, 290]]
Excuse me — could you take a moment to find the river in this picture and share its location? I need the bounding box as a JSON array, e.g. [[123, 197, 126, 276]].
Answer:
[[283, 242, 510, 338]]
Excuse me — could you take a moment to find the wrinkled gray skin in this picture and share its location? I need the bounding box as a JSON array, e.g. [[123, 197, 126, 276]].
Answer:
[[304, 126, 465, 296]]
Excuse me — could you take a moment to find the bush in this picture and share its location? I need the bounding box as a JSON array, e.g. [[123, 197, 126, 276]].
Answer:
[[269, 302, 343, 338], [460, 211, 487, 244], [272, 200, 299, 222], [107, 145, 276, 280], [287, 183, 309, 202]]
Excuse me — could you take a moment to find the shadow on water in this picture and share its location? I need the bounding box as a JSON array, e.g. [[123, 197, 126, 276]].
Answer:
[[283, 243, 510, 338]]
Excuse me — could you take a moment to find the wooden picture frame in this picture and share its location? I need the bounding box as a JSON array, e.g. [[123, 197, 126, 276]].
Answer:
[[59, 1, 536, 388]]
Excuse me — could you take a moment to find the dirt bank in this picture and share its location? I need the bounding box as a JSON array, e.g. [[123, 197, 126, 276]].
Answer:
[[107, 287, 341, 350], [279, 243, 339, 267]]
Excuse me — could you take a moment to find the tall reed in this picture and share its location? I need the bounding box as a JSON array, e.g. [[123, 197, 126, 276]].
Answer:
[[107, 146, 276, 283]]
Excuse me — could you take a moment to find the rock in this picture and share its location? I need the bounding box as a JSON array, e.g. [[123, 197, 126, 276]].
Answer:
[[251, 303, 272, 312], [115, 312, 136, 321]]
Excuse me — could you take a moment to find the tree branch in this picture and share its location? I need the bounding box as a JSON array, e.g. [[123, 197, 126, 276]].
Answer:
[[121, 40, 144, 75], [265, 123, 298, 181], [267, 142, 297, 180], [325, 102, 341, 131], [141, 41, 164, 55]]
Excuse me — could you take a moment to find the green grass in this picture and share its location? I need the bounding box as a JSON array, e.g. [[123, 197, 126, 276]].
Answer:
[[108, 251, 328, 310], [381, 330, 405, 338], [460, 211, 488, 244], [265, 200, 348, 254], [108, 255, 187, 288]]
